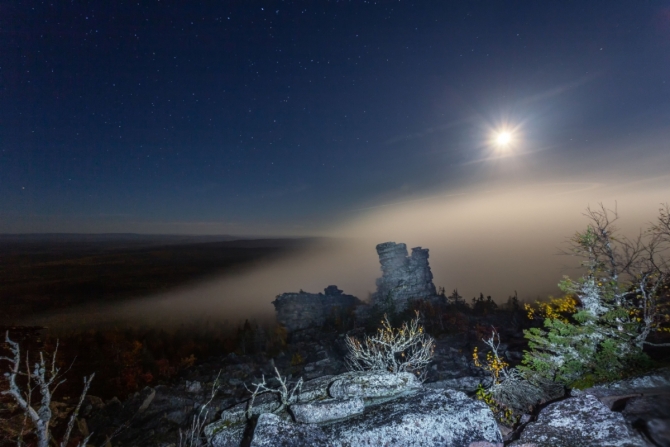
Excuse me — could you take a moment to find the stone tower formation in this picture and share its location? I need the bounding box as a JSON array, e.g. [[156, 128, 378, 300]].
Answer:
[[272, 241, 438, 333], [372, 242, 437, 310]]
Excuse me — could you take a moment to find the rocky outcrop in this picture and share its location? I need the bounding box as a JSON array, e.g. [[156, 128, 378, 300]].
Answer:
[[321, 388, 502, 447], [205, 370, 502, 447], [273, 242, 439, 330], [272, 286, 361, 333], [77, 321, 670, 447], [581, 368, 670, 447], [373, 242, 438, 311], [510, 393, 647, 447]]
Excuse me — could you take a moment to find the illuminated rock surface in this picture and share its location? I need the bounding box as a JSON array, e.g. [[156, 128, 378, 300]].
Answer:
[[206, 371, 502, 447], [320, 388, 502, 447], [510, 394, 646, 447], [328, 370, 420, 400], [290, 398, 364, 423]]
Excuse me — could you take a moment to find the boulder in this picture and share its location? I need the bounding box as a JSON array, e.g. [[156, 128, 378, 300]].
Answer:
[[205, 422, 246, 447], [583, 368, 670, 409], [511, 394, 646, 447], [581, 368, 670, 446], [323, 388, 502, 447], [253, 388, 501, 447], [328, 370, 420, 400], [290, 398, 364, 423], [206, 373, 502, 447]]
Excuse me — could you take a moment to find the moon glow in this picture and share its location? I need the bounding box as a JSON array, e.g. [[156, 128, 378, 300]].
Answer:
[[495, 131, 512, 147]]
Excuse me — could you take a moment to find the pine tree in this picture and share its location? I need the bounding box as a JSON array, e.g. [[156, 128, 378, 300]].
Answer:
[[520, 204, 669, 387]]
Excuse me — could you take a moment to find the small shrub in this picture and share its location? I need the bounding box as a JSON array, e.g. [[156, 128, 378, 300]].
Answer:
[[345, 311, 434, 379], [524, 295, 578, 322], [473, 328, 556, 423]]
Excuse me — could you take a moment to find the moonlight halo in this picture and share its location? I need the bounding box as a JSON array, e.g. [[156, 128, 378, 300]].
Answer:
[[495, 131, 512, 147], [490, 128, 518, 153]]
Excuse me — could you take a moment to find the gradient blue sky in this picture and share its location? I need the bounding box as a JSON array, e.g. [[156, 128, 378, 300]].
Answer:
[[2, 1, 669, 235]]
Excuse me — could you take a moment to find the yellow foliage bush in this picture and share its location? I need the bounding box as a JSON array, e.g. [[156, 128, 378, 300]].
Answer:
[[524, 295, 578, 322], [472, 346, 509, 384]]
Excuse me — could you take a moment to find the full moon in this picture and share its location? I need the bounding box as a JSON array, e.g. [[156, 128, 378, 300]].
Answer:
[[495, 131, 512, 147]]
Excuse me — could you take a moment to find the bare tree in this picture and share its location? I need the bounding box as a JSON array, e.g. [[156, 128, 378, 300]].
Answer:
[[561, 203, 670, 348], [345, 311, 435, 379], [1, 331, 94, 447]]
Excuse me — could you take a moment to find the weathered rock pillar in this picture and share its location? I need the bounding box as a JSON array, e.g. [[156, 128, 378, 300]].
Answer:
[[372, 242, 437, 311]]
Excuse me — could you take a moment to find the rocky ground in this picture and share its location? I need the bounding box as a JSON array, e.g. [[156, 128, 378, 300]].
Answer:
[[53, 327, 669, 447]]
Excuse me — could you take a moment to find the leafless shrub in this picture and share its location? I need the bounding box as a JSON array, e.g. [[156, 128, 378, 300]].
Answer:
[[1, 331, 94, 447], [345, 310, 435, 380]]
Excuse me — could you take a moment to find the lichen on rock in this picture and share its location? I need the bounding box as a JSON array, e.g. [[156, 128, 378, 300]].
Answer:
[[290, 398, 364, 424]]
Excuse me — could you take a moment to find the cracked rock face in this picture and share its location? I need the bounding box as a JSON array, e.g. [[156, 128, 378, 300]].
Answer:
[[373, 242, 438, 311], [511, 394, 647, 447]]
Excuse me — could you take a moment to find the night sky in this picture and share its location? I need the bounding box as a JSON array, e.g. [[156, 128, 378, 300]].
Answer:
[[2, 1, 670, 236]]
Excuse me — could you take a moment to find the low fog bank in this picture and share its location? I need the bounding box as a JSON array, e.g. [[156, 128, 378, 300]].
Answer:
[[26, 174, 669, 330], [23, 237, 378, 330], [334, 177, 670, 302]]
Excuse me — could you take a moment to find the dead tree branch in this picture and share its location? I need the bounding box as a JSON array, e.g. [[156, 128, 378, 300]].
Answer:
[[244, 367, 303, 419], [1, 331, 94, 447]]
